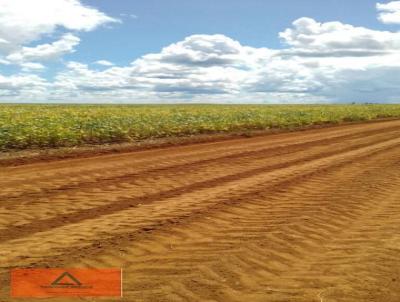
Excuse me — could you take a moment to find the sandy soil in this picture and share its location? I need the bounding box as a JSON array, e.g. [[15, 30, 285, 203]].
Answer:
[[1, 120, 400, 301]]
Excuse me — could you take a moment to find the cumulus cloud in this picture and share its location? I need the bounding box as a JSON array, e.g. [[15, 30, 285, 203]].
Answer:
[[128, 35, 271, 95], [0, 0, 117, 74], [2, 3, 400, 103], [33, 25, 400, 103], [0, 0, 118, 51], [20, 62, 46, 72], [6, 33, 80, 63], [279, 17, 400, 57], [0, 57, 9, 65], [0, 73, 47, 98], [143, 34, 269, 68], [52, 35, 274, 99], [267, 17, 400, 101], [377, 1, 400, 24], [94, 60, 115, 66], [54, 61, 136, 93]]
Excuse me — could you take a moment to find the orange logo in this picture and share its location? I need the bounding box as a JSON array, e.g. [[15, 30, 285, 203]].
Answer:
[[11, 268, 122, 297]]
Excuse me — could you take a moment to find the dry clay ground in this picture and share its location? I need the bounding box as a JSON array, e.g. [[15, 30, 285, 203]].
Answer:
[[1, 120, 400, 302]]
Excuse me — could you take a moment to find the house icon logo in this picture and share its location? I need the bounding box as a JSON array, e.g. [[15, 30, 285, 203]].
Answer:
[[11, 268, 121, 297], [41, 271, 92, 289]]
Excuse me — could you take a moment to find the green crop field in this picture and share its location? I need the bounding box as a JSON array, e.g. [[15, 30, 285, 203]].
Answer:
[[1, 104, 400, 151]]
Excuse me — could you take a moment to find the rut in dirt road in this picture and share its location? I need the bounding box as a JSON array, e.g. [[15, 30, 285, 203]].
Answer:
[[0, 120, 400, 302]]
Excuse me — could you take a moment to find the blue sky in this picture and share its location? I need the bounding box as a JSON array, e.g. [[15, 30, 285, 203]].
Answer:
[[1, 0, 400, 103], [73, 0, 393, 63]]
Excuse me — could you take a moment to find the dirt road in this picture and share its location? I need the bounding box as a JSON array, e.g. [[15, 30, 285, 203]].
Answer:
[[1, 120, 400, 301]]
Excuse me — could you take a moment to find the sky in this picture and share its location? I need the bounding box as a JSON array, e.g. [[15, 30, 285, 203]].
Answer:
[[1, 0, 400, 103]]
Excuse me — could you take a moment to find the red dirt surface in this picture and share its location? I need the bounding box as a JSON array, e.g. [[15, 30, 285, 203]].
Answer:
[[1, 120, 400, 301]]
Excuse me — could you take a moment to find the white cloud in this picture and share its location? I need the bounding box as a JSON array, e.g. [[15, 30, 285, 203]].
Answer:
[[377, 1, 400, 24], [264, 17, 400, 101], [71, 35, 267, 97], [0, 37, 9, 45], [2, 6, 400, 103], [54, 61, 135, 92], [0, 57, 9, 65], [143, 34, 267, 68], [279, 17, 400, 57], [6, 33, 80, 63], [0, 0, 117, 73], [29, 27, 400, 103], [0, 73, 47, 98], [94, 60, 115, 66], [0, 0, 119, 51], [127, 34, 271, 95], [20, 62, 46, 72]]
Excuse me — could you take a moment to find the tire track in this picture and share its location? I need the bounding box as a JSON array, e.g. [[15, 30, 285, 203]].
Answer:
[[68, 146, 400, 302], [2, 122, 399, 197], [0, 126, 399, 233], [0, 131, 399, 242]]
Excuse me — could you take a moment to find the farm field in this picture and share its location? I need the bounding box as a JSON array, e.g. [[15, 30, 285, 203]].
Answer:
[[1, 119, 400, 301], [2, 104, 400, 150]]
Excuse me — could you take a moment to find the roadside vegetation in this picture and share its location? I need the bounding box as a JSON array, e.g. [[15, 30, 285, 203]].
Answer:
[[1, 104, 400, 150]]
